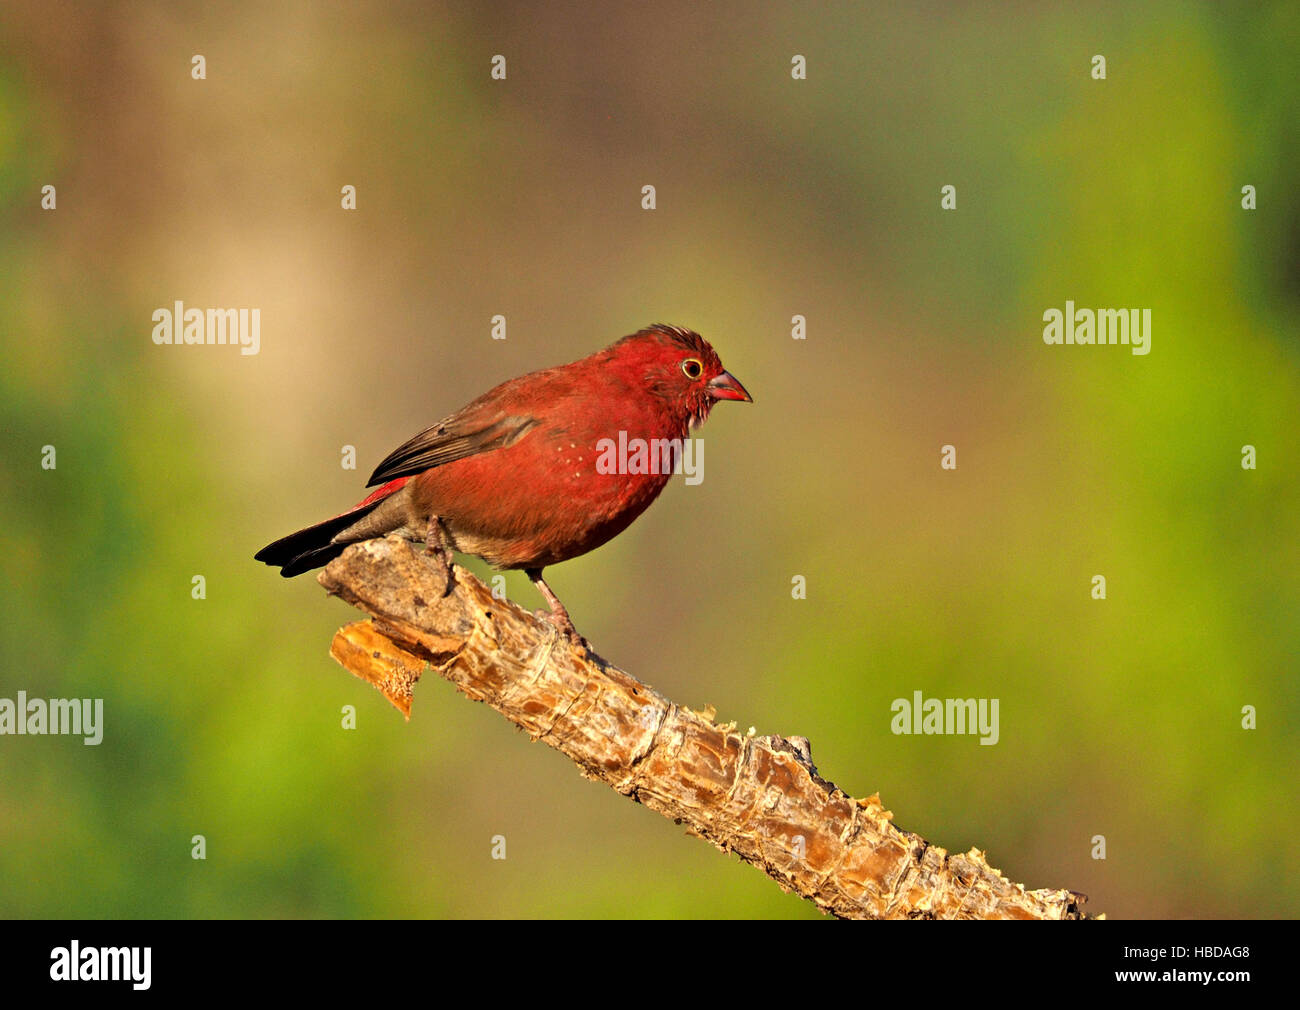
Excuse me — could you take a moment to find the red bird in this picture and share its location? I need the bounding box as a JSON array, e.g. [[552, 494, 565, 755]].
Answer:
[[255, 324, 751, 644]]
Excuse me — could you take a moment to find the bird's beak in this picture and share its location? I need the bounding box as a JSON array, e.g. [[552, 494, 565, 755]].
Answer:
[[707, 371, 753, 403]]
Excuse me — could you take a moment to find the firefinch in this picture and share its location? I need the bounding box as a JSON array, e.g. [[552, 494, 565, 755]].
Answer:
[[255, 324, 751, 643]]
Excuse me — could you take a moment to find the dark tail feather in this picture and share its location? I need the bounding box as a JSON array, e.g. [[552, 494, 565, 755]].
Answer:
[[277, 542, 350, 577], [254, 498, 387, 577]]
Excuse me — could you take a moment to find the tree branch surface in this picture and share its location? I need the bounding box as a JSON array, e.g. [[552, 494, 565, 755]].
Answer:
[[318, 536, 1092, 920]]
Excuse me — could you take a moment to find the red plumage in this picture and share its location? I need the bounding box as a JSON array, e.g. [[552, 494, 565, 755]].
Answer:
[[255, 324, 751, 643]]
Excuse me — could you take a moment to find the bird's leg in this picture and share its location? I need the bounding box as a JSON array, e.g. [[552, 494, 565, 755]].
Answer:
[[424, 514, 454, 597], [526, 567, 586, 654]]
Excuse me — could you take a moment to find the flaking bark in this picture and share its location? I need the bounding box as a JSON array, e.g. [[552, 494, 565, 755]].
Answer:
[[318, 536, 1092, 920]]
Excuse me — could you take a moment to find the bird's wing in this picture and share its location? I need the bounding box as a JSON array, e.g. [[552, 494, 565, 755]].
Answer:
[[367, 407, 539, 487]]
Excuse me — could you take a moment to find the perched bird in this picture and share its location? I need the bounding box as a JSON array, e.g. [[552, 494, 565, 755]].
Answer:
[[255, 324, 751, 644]]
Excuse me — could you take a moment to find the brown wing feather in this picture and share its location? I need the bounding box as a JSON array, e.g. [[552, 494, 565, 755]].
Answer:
[[367, 409, 538, 487]]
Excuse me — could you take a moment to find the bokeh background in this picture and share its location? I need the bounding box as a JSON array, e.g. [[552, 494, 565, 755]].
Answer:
[[1, 1, 1296, 919]]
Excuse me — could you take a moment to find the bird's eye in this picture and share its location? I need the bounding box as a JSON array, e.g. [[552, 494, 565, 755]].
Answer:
[[681, 358, 703, 380]]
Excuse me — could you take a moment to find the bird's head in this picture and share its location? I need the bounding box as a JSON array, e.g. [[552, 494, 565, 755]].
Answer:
[[609, 323, 752, 429]]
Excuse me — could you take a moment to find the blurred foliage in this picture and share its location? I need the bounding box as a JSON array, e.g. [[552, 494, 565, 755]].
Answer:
[[0, 2, 1296, 918]]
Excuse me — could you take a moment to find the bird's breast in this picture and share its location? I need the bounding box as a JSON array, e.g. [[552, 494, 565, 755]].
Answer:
[[411, 419, 685, 569]]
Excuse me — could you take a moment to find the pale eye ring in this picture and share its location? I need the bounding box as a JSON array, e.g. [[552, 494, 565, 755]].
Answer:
[[681, 358, 704, 380]]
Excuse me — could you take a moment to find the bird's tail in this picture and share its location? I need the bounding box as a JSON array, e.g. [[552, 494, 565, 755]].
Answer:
[[254, 478, 413, 577]]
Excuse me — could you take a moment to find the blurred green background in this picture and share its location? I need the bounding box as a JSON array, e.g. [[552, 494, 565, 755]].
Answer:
[[1, 1, 1296, 919]]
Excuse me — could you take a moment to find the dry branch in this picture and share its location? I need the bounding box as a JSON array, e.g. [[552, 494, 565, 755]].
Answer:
[[317, 536, 1091, 920]]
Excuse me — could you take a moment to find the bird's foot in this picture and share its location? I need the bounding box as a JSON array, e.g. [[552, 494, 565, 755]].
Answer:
[[525, 567, 587, 657], [424, 516, 454, 597], [533, 608, 588, 658], [423, 547, 454, 597]]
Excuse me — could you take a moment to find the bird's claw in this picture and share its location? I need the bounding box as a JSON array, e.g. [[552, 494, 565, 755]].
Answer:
[[423, 544, 454, 597], [533, 608, 588, 658]]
